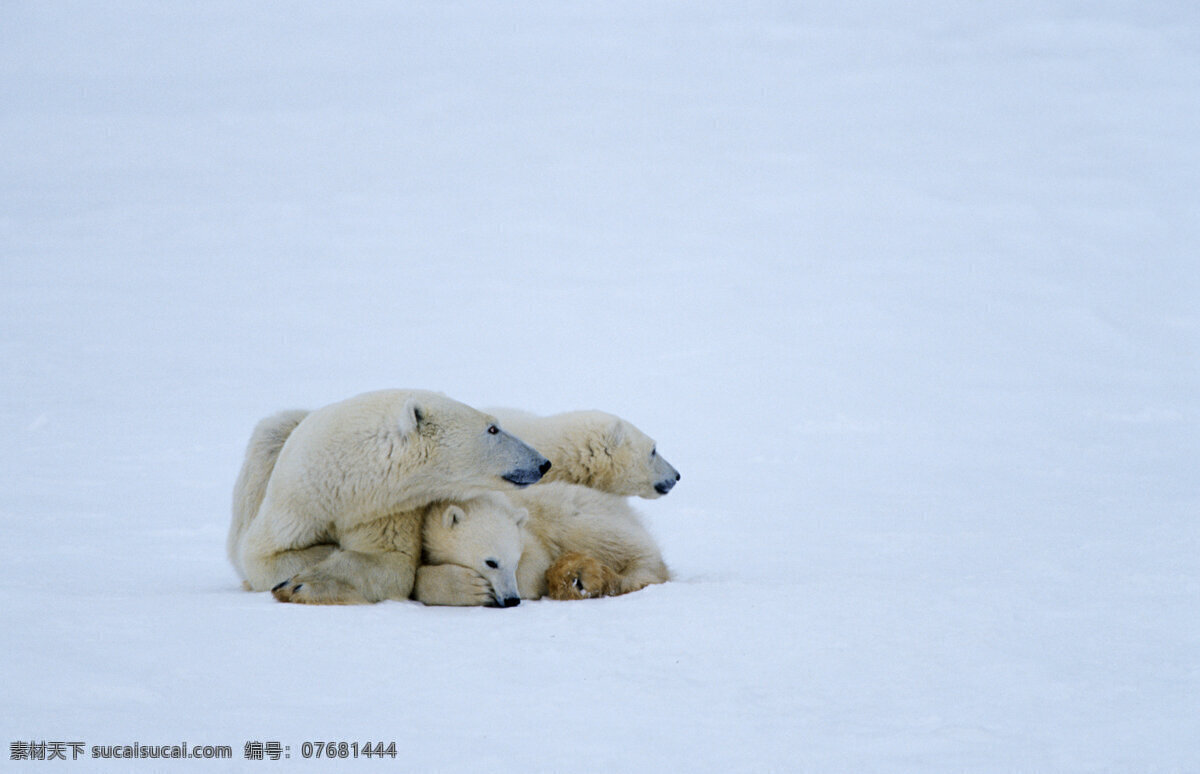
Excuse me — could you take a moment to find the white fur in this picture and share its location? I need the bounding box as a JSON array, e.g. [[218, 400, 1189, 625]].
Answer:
[[228, 389, 549, 602], [228, 408, 309, 577], [416, 482, 670, 605], [487, 408, 681, 498]]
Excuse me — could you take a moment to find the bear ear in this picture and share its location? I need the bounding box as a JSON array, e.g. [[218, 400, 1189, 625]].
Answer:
[[398, 397, 425, 438], [606, 418, 625, 446], [442, 504, 465, 530], [511, 507, 529, 528]]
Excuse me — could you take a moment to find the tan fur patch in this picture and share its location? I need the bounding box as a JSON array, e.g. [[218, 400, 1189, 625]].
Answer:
[[545, 551, 621, 600]]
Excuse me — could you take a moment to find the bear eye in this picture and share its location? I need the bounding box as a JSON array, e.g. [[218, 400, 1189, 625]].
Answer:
[[485, 559, 498, 569], [651, 446, 657, 457], [487, 425, 499, 435]]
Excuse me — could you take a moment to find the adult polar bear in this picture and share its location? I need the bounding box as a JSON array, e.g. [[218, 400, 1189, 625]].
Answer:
[[228, 389, 550, 604]]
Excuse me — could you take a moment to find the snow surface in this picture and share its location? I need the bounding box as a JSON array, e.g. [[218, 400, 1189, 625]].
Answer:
[[2, 1, 1198, 771]]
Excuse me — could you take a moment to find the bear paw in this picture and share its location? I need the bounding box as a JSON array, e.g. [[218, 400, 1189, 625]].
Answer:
[[271, 572, 370, 605], [545, 552, 620, 600], [413, 564, 495, 607]]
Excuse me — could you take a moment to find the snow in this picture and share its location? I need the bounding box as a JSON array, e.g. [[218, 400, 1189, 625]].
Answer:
[[2, 1, 1198, 770]]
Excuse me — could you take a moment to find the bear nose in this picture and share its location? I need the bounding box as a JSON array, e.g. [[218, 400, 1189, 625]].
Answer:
[[538, 460, 552, 475], [500, 596, 521, 608], [675, 472, 681, 481]]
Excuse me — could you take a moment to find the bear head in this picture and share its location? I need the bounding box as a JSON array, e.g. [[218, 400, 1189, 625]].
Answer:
[[599, 415, 681, 499], [389, 391, 552, 497], [422, 493, 528, 607]]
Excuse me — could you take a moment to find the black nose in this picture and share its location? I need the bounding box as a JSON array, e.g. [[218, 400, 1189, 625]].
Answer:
[[675, 472, 681, 481], [538, 460, 552, 475], [500, 596, 521, 608]]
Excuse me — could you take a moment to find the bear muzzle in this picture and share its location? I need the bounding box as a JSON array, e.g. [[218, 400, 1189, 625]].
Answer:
[[502, 457, 551, 487], [654, 471, 681, 495]]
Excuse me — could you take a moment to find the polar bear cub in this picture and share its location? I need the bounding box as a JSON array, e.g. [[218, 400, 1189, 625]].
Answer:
[[487, 408, 681, 498], [229, 389, 551, 604], [415, 482, 670, 606]]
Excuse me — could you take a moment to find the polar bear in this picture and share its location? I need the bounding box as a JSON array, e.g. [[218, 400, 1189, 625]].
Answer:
[[228, 389, 551, 604], [487, 408, 681, 498], [414, 482, 670, 606]]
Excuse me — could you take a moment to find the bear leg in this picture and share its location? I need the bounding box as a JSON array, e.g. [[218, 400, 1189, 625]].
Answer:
[[242, 543, 338, 592], [270, 512, 422, 605]]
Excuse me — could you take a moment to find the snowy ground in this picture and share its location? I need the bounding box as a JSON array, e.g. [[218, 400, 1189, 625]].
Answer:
[[2, 2, 1198, 771]]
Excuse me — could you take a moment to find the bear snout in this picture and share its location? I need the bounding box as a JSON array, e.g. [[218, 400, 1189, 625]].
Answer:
[[502, 468, 543, 487], [498, 596, 521, 608], [654, 472, 680, 495], [502, 453, 551, 487]]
